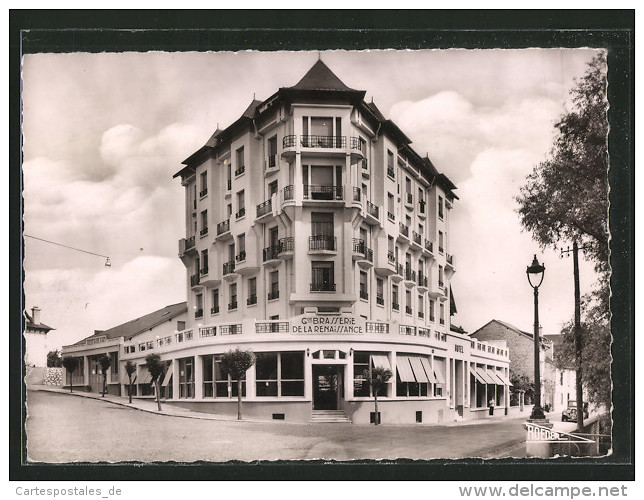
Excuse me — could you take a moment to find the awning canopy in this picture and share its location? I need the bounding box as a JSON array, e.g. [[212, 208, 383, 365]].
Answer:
[[433, 365, 446, 384], [471, 367, 487, 385], [420, 357, 438, 384], [475, 366, 496, 384], [371, 354, 391, 371], [396, 356, 416, 382], [138, 366, 152, 385], [487, 368, 506, 385], [408, 356, 429, 383], [497, 371, 513, 386], [120, 370, 137, 385], [161, 364, 174, 387]]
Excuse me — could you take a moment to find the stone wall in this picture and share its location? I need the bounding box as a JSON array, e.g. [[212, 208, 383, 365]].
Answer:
[[44, 367, 63, 386]]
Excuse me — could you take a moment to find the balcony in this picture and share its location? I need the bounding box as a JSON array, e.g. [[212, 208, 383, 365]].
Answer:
[[364, 200, 380, 225], [438, 246, 444, 254], [226, 179, 232, 194], [235, 251, 246, 262], [376, 294, 384, 306], [256, 321, 289, 333], [278, 237, 294, 259], [405, 306, 413, 315], [195, 309, 203, 319], [303, 185, 343, 201], [220, 324, 242, 335], [302, 135, 346, 148], [199, 188, 208, 198], [417, 273, 429, 292], [266, 154, 277, 171], [247, 294, 257, 306], [211, 306, 220, 315], [391, 261, 404, 283], [235, 207, 246, 219], [200, 266, 209, 276], [235, 165, 245, 177], [267, 289, 279, 301], [405, 193, 413, 206], [263, 245, 280, 264], [446, 253, 456, 273], [222, 260, 236, 278], [283, 185, 294, 201], [387, 166, 395, 179], [190, 274, 200, 288], [359, 290, 369, 300], [418, 311, 424, 319], [200, 227, 209, 237], [216, 219, 231, 240], [412, 231, 422, 246], [424, 239, 434, 256], [310, 281, 336, 292], [418, 200, 426, 218], [256, 199, 273, 220], [398, 222, 410, 242], [228, 302, 238, 311], [352, 187, 361, 203], [375, 249, 396, 278], [179, 236, 197, 257], [352, 238, 373, 268], [392, 302, 400, 311], [404, 267, 416, 287], [387, 210, 395, 222], [309, 235, 336, 252]]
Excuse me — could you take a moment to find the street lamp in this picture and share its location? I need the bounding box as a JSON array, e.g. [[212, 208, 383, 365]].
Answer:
[[526, 254, 546, 421]]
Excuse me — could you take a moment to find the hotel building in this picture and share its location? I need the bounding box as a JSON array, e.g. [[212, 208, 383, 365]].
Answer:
[[63, 60, 511, 424]]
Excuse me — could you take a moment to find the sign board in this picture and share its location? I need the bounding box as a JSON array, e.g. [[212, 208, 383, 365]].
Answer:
[[291, 314, 365, 335], [525, 422, 594, 444]]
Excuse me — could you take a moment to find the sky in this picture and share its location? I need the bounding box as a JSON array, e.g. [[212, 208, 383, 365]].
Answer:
[[21, 48, 603, 350]]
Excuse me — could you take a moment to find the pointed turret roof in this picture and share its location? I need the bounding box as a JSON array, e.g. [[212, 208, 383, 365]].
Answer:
[[288, 59, 358, 92]]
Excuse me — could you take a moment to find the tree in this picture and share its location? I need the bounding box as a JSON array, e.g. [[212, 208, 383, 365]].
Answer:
[[46, 349, 62, 368], [97, 354, 112, 397], [61, 357, 78, 393], [125, 361, 137, 404], [516, 53, 610, 417], [516, 53, 609, 275], [145, 353, 166, 411], [220, 348, 256, 420], [510, 374, 534, 406], [363, 366, 392, 425]]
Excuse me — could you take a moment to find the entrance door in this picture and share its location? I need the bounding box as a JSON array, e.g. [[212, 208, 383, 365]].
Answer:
[[313, 365, 342, 410]]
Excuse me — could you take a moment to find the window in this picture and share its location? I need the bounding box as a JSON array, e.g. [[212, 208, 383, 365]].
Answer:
[[237, 234, 246, 261], [255, 352, 305, 397], [438, 195, 444, 219], [392, 284, 399, 310], [387, 150, 395, 178], [359, 271, 368, 300], [236, 191, 245, 218], [418, 295, 424, 317], [310, 212, 335, 250], [229, 283, 238, 310], [405, 290, 412, 315], [395, 355, 429, 397], [405, 177, 412, 204], [267, 136, 277, 168], [311, 261, 334, 291], [439, 231, 444, 253], [227, 203, 232, 218], [178, 357, 195, 399], [211, 289, 219, 314], [203, 355, 246, 398], [440, 303, 445, 325], [269, 270, 279, 300], [200, 171, 208, 197], [387, 192, 395, 220], [177, 320, 185, 331], [439, 265, 444, 286], [201, 250, 208, 275], [195, 293, 203, 318], [235, 146, 245, 175], [429, 299, 435, 322], [354, 352, 391, 398], [268, 180, 278, 196], [248, 277, 257, 305], [200, 210, 208, 236], [376, 278, 384, 306]]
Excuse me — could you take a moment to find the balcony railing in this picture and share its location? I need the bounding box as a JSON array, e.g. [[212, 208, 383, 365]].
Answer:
[[417, 273, 428, 288], [387, 250, 395, 264], [430, 315, 435, 322], [220, 324, 242, 335], [235, 251, 246, 262], [310, 281, 336, 292], [279, 237, 294, 253], [395, 262, 404, 276], [447, 254, 454, 265], [303, 185, 343, 200], [217, 219, 230, 235], [406, 193, 413, 205], [361, 158, 368, 170], [438, 246, 444, 254], [228, 301, 238, 311], [257, 199, 272, 218], [235, 207, 246, 219], [263, 245, 280, 261], [376, 294, 384, 305], [223, 261, 235, 275], [300, 135, 346, 148], [199, 188, 208, 197], [247, 294, 257, 306], [412, 231, 422, 245], [227, 179, 232, 191], [366, 322, 389, 333], [418, 311, 424, 319], [267, 289, 279, 301], [424, 239, 433, 253], [360, 290, 369, 300], [392, 302, 400, 311], [405, 306, 413, 315], [200, 266, 209, 276], [256, 321, 289, 333], [184, 235, 195, 250], [200, 227, 208, 236], [200, 326, 217, 337], [235, 165, 245, 176], [400, 325, 416, 336], [283, 135, 296, 148], [195, 309, 203, 318], [366, 201, 379, 219], [353, 187, 361, 202], [267, 154, 277, 169], [399, 222, 409, 237], [309, 235, 336, 251], [211, 306, 219, 314], [387, 166, 395, 179], [440, 318, 445, 325], [438, 279, 444, 287], [419, 200, 425, 214], [404, 267, 416, 282], [350, 136, 365, 152], [190, 274, 200, 287], [387, 210, 395, 221], [284, 185, 294, 200], [352, 239, 374, 262]]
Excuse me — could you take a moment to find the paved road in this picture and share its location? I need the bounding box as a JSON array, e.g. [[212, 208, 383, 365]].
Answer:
[[26, 391, 528, 463]]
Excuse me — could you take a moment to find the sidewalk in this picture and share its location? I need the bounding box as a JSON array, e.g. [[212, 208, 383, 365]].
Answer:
[[27, 384, 533, 427]]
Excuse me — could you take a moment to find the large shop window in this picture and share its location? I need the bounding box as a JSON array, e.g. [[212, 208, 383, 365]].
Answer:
[[202, 355, 247, 398], [255, 351, 305, 397], [178, 357, 195, 399], [396, 354, 439, 397], [353, 352, 392, 398]]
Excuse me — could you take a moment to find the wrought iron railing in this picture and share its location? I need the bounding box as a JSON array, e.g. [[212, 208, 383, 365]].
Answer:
[[300, 135, 346, 148], [235, 251, 246, 262], [376, 294, 384, 305], [350, 136, 364, 152], [399, 222, 409, 237], [190, 274, 200, 286], [387, 250, 395, 264], [195, 309, 203, 318], [387, 166, 395, 179], [366, 200, 379, 219], [263, 245, 280, 261], [247, 295, 257, 306], [310, 281, 336, 292], [256, 321, 289, 333], [353, 187, 361, 202], [228, 301, 238, 311], [309, 235, 336, 251], [267, 290, 279, 300], [220, 324, 242, 335], [283, 185, 294, 200], [211, 306, 219, 315], [424, 239, 433, 252], [257, 199, 272, 218], [387, 210, 395, 221], [366, 322, 389, 333], [392, 302, 399, 311], [235, 207, 246, 219], [200, 266, 209, 276], [404, 267, 416, 282], [267, 154, 276, 168], [359, 290, 369, 300], [279, 237, 294, 253], [412, 231, 422, 245], [303, 185, 343, 200], [199, 188, 208, 197], [235, 165, 245, 176], [282, 135, 296, 148], [223, 261, 235, 275], [217, 219, 230, 235], [184, 235, 195, 249], [200, 227, 208, 236]]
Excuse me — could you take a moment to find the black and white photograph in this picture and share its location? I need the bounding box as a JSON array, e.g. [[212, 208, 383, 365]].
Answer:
[[13, 12, 633, 483]]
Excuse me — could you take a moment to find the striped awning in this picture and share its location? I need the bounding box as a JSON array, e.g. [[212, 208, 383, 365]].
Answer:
[[487, 368, 506, 385], [471, 367, 487, 385], [161, 364, 174, 387], [396, 356, 416, 382], [420, 357, 438, 384], [120, 370, 137, 385], [138, 366, 152, 385], [408, 356, 429, 383], [475, 366, 496, 385], [371, 354, 391, 371], [433, 365, 446, 384], [497, 371, 513, 386]]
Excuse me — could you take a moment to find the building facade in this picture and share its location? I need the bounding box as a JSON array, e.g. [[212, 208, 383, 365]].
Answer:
[[24, 306, 54, 367], [63, 60, 512, 424]]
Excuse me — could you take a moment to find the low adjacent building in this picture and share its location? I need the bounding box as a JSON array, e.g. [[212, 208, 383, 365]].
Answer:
[[24, 306, 54, 368]]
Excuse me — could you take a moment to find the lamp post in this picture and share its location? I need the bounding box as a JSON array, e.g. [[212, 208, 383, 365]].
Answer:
[[526, 254, 546, 421]]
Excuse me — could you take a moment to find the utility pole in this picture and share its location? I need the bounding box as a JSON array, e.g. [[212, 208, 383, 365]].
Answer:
[[561, 241, 589, 430]]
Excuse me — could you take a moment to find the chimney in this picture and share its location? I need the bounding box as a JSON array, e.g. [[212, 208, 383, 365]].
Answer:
[[31, 306, 41, 325]]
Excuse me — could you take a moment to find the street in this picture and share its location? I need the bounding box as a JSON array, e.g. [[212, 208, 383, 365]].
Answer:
[[26, 391, 530, 462]]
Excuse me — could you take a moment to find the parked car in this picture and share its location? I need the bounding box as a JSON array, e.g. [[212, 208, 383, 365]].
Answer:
[[562, 400, 589, 422]]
